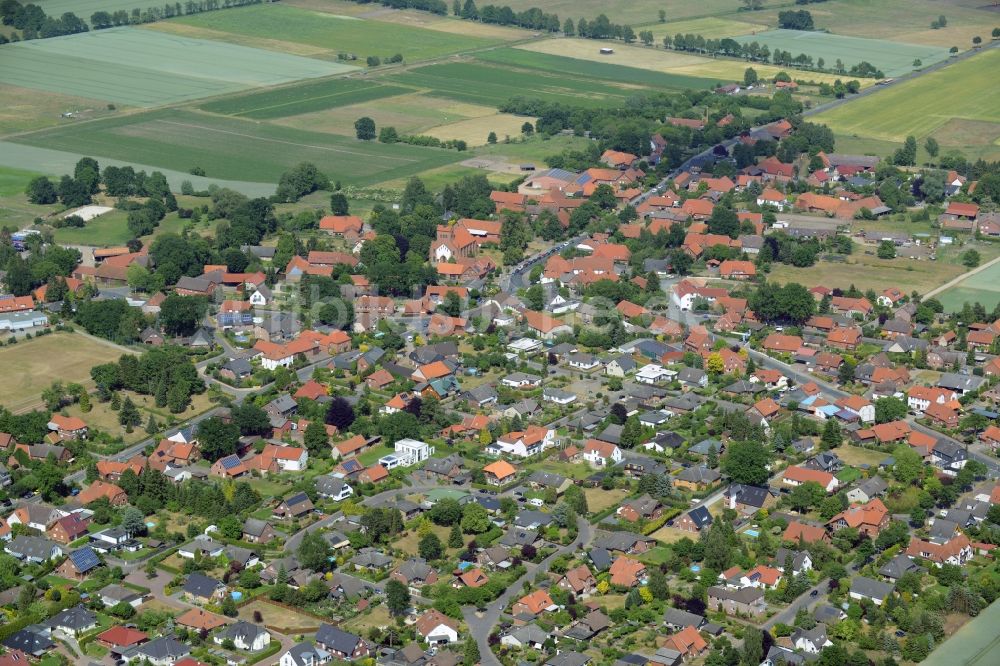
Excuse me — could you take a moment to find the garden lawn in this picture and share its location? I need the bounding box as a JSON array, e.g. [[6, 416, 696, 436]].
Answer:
[[583, 487, 630, 513], [173, 4, 500, 62], [834, 445, 889, 468]]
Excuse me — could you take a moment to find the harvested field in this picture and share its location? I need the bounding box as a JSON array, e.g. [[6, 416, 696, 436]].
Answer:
[[732, 0, 1000, 49], [274, 94, 496, 138], [642, 16, 768, 39], [0, 332, 129, 414], [0, 83, 119, 137], [516, 38, 708, 69], [0, 27, 350, 107], [424, 113, 533, 146]]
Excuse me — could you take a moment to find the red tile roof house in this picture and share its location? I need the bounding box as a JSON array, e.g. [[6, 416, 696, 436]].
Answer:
[[924, 401, 960, 428], [762, 334, 803, 354], [719, 260, 756, 280], [781, 466, 839, 493], [981, 424, 1000, 452], [826, 326, 862, 351], [48, 414, 88, 440], [512, 590, 557, 618], [319, 215, 364, 239], [827, 499, 889, 538], [783, 521, 830, 544]]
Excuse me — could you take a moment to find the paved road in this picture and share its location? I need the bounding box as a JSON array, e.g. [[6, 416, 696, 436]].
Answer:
[[464, 516, 595, 666], [907, 419, 1000, 477]]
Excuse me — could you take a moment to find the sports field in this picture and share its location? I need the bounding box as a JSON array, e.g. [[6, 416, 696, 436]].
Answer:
[[0, 332, 128, 414], [814, 49, 1000, 144], [387, 61, 666, 109], [9, 109, 464, 186], [732, 30, 950, 78], [199, 80, 414, 120], [174, 4, 500, 62], [0, 27, 351, 107]]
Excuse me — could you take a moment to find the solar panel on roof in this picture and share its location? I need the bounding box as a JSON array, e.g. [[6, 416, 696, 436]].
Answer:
[[70, 547, 100, 572], [220, 455, 242, 470]]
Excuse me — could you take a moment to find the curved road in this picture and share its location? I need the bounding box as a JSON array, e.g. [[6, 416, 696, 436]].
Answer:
[[463, 516, 595, 666]]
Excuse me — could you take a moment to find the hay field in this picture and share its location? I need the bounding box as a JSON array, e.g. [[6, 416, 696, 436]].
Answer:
[[199, 80, 414, 120], [641, 16, 769, 40], [0, 333, 128, 413], [174, 4, 501, 62], [732, 30, 950, 78], [767, 253, 967, 295], [0, 27, 350, 107], [275, 94, 498, 138], [0, 83, 120, 136], [10, 109, 463, 186], [512, 40, 863, 87], [424, 113, 536, 146], [813, 49, 1000, 143], [497, 0, 754, 27], [731, 0, 1000, 49], [517, 37, 708, 69]]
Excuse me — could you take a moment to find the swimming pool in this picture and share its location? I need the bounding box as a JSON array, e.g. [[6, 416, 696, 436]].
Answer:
[[744, 529, 760, 537]]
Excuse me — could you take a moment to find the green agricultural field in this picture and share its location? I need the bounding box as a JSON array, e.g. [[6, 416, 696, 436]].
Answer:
[[174, 4, 500, 62], [386, 61, 652, 108], [0, 167, 43, 197], [814, 49, 1000, 151], [35, 0, 155, 16], [477, 47, 719, 90], [937, 261, 1000, 313], [732, 0, 1000, 49], [0, 27, 351, 107], [9, 109, 464, 186], [200, 80, 414, 119], [732, 30, 949, 78]]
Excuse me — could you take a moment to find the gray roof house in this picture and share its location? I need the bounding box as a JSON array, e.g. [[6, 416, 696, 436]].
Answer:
[[2, 627, 55, 657], [879, 554, 925, 581], [316, 624, 368, 659], [5, 536, 62, 563], [133, 636, 191, 666], [48, 605, 97, 636], [849, 576, 894, 605], [215, 621, 271, 652]]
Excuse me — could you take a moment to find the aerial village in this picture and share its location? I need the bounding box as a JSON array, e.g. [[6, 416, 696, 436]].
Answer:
[[2, 114, 1000, 666]]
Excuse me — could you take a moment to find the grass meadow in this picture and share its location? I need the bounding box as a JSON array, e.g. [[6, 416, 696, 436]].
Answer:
[[173, 4, 501, 61], [814, 49, 1000, 149], [0, 167, 43, 197], [0, 332, 127, 414], [199, 79, 413, 119], [0, 27, 349, 107], [732, 29, 950, 77], [386, 61, 653, 108], [10, 109, 464, 186], [937, 261, 1000, 313], [498, 0, 746, 27]]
